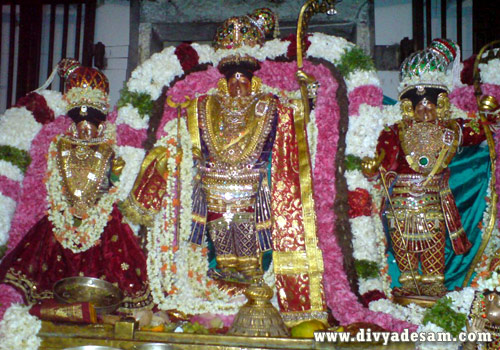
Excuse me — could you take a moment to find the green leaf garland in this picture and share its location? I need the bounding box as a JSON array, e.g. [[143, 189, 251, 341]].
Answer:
[[0, 145, 31, 174]]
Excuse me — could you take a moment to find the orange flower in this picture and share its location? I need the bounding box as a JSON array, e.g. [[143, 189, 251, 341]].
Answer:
[[172, 198, 180, 207], [201, 247, 208, 257], [175, 154, 182, 165], [188, 270, 194, 278], [167, 138, 177, 145], [196, 274, 203, 283], [168, 287, 178, 295], [107, 215, 113, 222], [206, 280, 214, 288], [81, 213, 89, 220], [50, 151, 57, 158], [173, 246, 179, 253], [204, 291, 211, 297], [109, 187, 118, 194], [69, 207, 76, 216], [171, 264, 177, 274], [190, 244, 197, 252], [161, 264, 168, 272], [161, 245, 169, 252]]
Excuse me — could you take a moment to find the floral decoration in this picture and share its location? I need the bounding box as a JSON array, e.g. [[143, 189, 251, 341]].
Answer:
[[0, 303, 41, 350], [146, 118, 246, 314]]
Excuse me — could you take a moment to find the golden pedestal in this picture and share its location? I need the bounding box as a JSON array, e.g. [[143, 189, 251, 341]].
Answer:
[[227, 277, 289, 337]]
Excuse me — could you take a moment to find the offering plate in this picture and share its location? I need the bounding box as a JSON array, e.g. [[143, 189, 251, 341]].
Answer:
[[54, 277, 123, 314]]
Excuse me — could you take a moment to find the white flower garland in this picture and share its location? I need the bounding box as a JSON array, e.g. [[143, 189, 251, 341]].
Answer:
[[0, 107, 42, 152], [116, 103, 150, 130], [479, 58, 500, 85], [147, 118, 245, 315], [345, 70, 380, 93], [114, 145, 146, 201], [0, 303, 41, 350], [0, 159, 24, 183], [0, 193, 16, 246], [46, 125, 121, 253]]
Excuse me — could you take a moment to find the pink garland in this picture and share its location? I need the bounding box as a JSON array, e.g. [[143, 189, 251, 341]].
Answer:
[[348, 85, 384, 116], [0, 284, 23, 319], [449, 84, 500, 112], [108, 108, 148, 148], [0, 175, 22, 202], [7, 116, 70, 252], [157, 67, 222, 139]]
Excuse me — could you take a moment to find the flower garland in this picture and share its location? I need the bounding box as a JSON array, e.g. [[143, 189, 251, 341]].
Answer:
[[146, 118, 245, 314], [45, 125, 121, 253], [0, 303, 41, 350]]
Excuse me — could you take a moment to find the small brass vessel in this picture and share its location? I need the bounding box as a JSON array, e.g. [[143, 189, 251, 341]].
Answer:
[[54, 277, 123, 314]]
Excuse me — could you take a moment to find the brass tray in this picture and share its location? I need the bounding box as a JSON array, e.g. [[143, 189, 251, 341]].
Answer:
[[54, 277, 123, 314]]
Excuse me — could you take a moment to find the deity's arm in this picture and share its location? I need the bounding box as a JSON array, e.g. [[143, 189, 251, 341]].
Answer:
[[361, 125, 399, 178], [121, 146, 169, 227]]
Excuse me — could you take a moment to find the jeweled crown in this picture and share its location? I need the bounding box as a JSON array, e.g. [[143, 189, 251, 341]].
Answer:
[[399, 38, 459, 95], [58, 58, 110, 114]]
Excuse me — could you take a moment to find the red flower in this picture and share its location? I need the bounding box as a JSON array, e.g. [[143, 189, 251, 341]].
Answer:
[[15, 92, 55, 125], [281, 33, 311, 60], [348, 188, 372, 218], [461, 54, 476, 86], [360, 290, 387, 308], [175, 42, 200, 73]]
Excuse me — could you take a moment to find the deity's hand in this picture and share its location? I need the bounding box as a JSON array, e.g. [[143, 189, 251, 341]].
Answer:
[[467, 316, 487, 334], [111, 157, 126, 177], [463, 316, 487, 350], [361, 150, 385, 178]]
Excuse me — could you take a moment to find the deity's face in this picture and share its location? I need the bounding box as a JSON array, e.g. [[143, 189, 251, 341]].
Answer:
[[227, 72, 252, 97], [76, 120, 99, 140], [414, 98, 437, 122], [485, 292, 500, 324]]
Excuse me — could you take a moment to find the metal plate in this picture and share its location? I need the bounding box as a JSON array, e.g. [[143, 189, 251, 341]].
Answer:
[[53, 277, 123, 314]]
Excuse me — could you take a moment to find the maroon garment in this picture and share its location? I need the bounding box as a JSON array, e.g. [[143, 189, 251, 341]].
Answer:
[[0, 205, 152, 311]]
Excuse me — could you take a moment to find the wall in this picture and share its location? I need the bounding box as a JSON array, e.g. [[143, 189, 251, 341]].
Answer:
[[94, 0, 130, 107]]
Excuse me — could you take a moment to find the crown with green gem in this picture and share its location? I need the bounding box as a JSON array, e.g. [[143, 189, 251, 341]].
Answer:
[[399, 38, 459, 94]]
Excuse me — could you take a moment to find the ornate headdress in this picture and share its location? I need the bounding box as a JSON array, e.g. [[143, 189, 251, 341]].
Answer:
[[399, 38, 460, 101], [57, 58, 109, 115], [214, 8, 278, 77]]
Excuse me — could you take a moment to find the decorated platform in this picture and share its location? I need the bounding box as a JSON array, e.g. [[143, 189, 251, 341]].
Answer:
[[38, 321, 415, 350]]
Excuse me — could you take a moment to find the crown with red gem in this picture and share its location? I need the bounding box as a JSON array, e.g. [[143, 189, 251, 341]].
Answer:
[[58, 58, 110, 114]]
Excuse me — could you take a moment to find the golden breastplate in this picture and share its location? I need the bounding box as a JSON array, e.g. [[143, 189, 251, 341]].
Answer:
[[56, 137, 114, 217], [399, 121, 459, 175], [199, 94, 276, 213]]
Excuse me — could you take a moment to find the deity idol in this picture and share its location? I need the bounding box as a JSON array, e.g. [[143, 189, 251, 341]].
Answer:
[[123, 8, 328, 326], [362, 39, 490, 297], [0, 60, 152, 312]]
